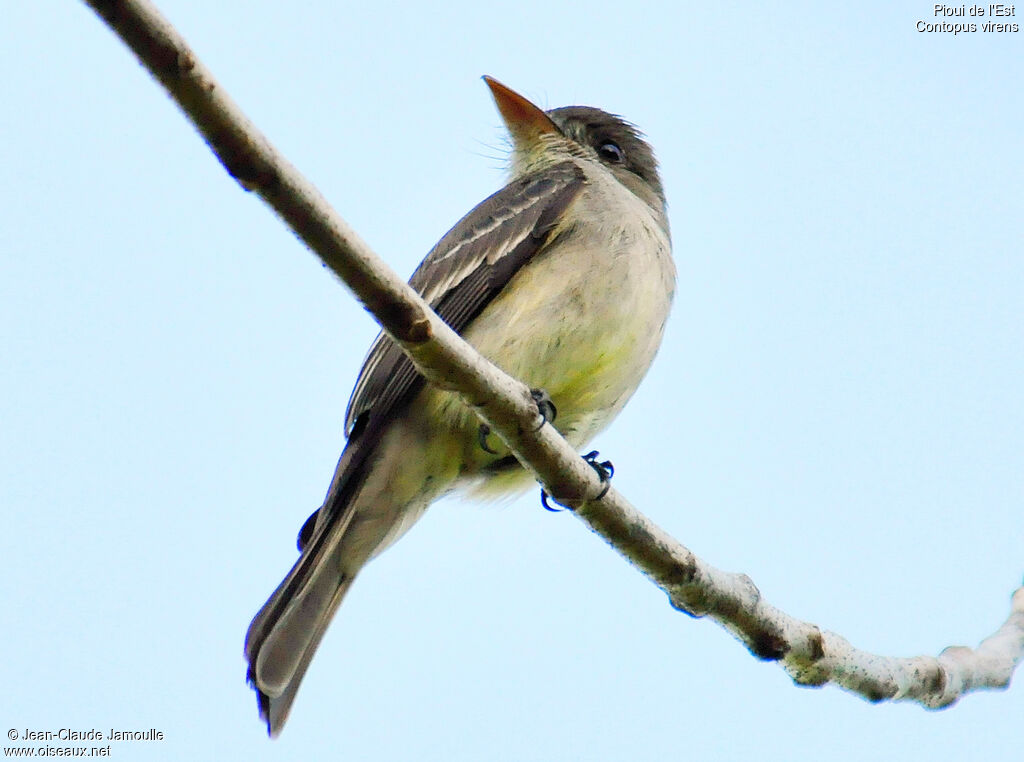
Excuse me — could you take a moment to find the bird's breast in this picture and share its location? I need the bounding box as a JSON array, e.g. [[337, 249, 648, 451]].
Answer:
[[457, 173, 674, 449]]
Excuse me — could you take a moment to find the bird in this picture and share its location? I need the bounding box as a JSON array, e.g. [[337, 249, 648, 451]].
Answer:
[[244, 76, 675, 735]]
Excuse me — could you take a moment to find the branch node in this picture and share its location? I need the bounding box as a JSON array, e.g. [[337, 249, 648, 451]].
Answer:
[[375, 302, 430, 344], [750, 630, 789, 661], [806, 627, 826, 661], [790, 668, 828, 687], [924, 663, 948, 695], [736, 573, 761, 603], [668, 589, 708, 618], [405, 316, 432, 343], [663, 559, 697, 588], [210, 131, 278, 192], [176, 48, 195, 75], [865, 684, 897, 703]]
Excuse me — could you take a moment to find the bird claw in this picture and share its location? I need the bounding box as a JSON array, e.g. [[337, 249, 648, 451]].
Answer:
[[540, 450, 615, 511], [582, 450, 615, 499], [530, 388, 557, 431], [478, 423, 499, 454], [478, 389, 554, 452], [540, 490, 563, 512]]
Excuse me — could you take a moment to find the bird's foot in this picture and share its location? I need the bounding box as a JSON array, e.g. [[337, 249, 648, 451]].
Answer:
[[477, 423, 499, 454], [478, 389, 556, 454], [530, 388, 557, 431], [582, 451, 615, 498], [540, 450, 615, 511]]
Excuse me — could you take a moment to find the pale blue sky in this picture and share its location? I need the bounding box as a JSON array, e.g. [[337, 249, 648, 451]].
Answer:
[[2, 2, 1021, 760]]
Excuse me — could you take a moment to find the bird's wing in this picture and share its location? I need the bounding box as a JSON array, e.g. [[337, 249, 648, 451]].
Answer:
[[343, 160, 586, 437]]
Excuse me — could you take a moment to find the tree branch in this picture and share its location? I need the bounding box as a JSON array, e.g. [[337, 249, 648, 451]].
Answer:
[[83, 0, 1024, 710]]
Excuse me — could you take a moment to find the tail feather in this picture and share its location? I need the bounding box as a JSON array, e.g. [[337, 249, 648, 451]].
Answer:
[[253, 575, 354, 735], [245, 508, 358, 736], [245, 435, 376, 737], [243, 496, 356, 673]]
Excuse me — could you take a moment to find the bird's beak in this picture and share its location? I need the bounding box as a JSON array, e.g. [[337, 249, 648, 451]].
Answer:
[[483, 76, 560, 151]]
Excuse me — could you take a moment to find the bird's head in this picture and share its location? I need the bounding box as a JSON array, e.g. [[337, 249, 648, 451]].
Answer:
[[483, 76, 665, 217]]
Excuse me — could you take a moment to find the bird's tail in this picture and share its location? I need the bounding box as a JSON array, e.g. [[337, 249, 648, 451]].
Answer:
[[244, 506, 358, 734], [244, 442, 371, 736], [247, 571, 353, 734]]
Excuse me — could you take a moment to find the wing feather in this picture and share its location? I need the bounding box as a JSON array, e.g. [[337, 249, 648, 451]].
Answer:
[[343, 162, 585, 436]]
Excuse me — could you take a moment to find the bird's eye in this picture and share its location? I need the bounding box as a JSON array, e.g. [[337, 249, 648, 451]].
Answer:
[[597, 141, 624, 164]]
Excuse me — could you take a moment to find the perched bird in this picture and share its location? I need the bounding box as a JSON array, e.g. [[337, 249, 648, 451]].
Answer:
[[245, 77, 675, 735]]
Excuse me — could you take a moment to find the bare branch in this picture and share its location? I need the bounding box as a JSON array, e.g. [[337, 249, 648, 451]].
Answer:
[[83, 0, 1024, 710]]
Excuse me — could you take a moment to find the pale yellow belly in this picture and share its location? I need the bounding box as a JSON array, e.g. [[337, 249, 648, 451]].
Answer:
[[420, 194, 674, 493]]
